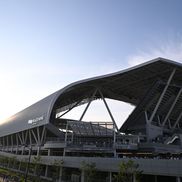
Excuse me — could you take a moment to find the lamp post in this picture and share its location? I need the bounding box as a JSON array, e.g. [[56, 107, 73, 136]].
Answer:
[[24, 146, 32, 182]]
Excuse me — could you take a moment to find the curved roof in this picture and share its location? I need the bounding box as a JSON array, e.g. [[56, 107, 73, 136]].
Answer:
[[0, 57, 182, 137]]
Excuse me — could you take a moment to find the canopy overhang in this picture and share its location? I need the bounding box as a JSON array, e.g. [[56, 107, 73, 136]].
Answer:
[[1, 57, 182, 137]]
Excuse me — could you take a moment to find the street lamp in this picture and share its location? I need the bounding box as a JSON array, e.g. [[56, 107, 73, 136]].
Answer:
[[24, 145, 32, 182]]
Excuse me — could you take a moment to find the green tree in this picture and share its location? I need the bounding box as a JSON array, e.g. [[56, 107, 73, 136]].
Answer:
[[51, 159, 63, 182], [8, 156, 17, 169], [31, 155, 43, 182], [0, 156, 9, 167], [114, 160, 142, 182], [81, 161, 97, 182]]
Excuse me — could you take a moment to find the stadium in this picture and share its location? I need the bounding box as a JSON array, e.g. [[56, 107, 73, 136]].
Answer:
[[0, 57, 182, 182]]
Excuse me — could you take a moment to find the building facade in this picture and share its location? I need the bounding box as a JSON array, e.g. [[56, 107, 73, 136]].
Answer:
[[0, 58, 182, 182]]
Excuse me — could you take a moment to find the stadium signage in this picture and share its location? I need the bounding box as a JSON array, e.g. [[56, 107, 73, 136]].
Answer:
[[28, 116, 44, 125]]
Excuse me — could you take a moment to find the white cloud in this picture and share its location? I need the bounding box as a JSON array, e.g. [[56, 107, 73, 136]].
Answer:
[[127, 38, 182, 66]]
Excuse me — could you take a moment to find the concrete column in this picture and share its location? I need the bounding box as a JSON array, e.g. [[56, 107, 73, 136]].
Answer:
[[154, 175, 158, 182], [16, 147, 18, 154], [22, 146, 25, 155], [37, 146, 41, 156], [63, 149, 66, 156], [133, 174, 136, 182], [81, 170, 85, 182], [176, 177, 181, 182], [58, 167, 63, 182], [113, 150, 117, 158], [18, 160, 22, 171], [45, 165, 49, 177], [48, 149, 51, 156], [109, 172, 112, 182]]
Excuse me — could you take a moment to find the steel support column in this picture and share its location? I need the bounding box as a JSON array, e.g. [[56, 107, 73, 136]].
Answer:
[[15, 134, 19, 154], [173, 111, 182, 129], [63, 123, 68, 156], [149, 69, 176, 123], [162, 88, 182, 126], [25, 130, 28, 144]]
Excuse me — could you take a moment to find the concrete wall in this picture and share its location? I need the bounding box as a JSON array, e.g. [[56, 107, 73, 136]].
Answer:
[[1, 151, 182, 177]]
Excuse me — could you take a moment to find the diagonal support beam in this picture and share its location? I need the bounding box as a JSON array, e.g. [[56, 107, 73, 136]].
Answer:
[[40, 126, 46, 144], [173, 111, 182, 129], [98, 89, 119, 132], [168, 119, 172, 128], [29, 130, 32, 145], [148, 69, 176, 123], [83, 123, 89, 135], [17, 133, 23, 145], [157, 115, 161, 126], [25, 130, 28, 144], [37, 127, 41, 145], [144, 111, 149, 123], [162, 88, 182, 126], [58, 99, 83, 118], [15, 134, 18, 154], [6, 136, 9, 147], [79, 89, 97, 121], [21, 131, 25, 144], [95, 123, 101, 136], [90, 122, 95, 136], [31, 129, 38, 144], [11, 135, 13, 148], [75, 123, 82, 135]]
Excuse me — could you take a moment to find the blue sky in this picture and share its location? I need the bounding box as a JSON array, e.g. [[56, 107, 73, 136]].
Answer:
[[0, 0, 182, 126]]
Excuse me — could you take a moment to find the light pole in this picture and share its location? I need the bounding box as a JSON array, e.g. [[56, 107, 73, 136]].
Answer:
[[24, 145, 32, 182]]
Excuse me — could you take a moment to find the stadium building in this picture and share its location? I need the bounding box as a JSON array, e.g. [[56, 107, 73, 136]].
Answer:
[[0, 58, 182, 182]]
